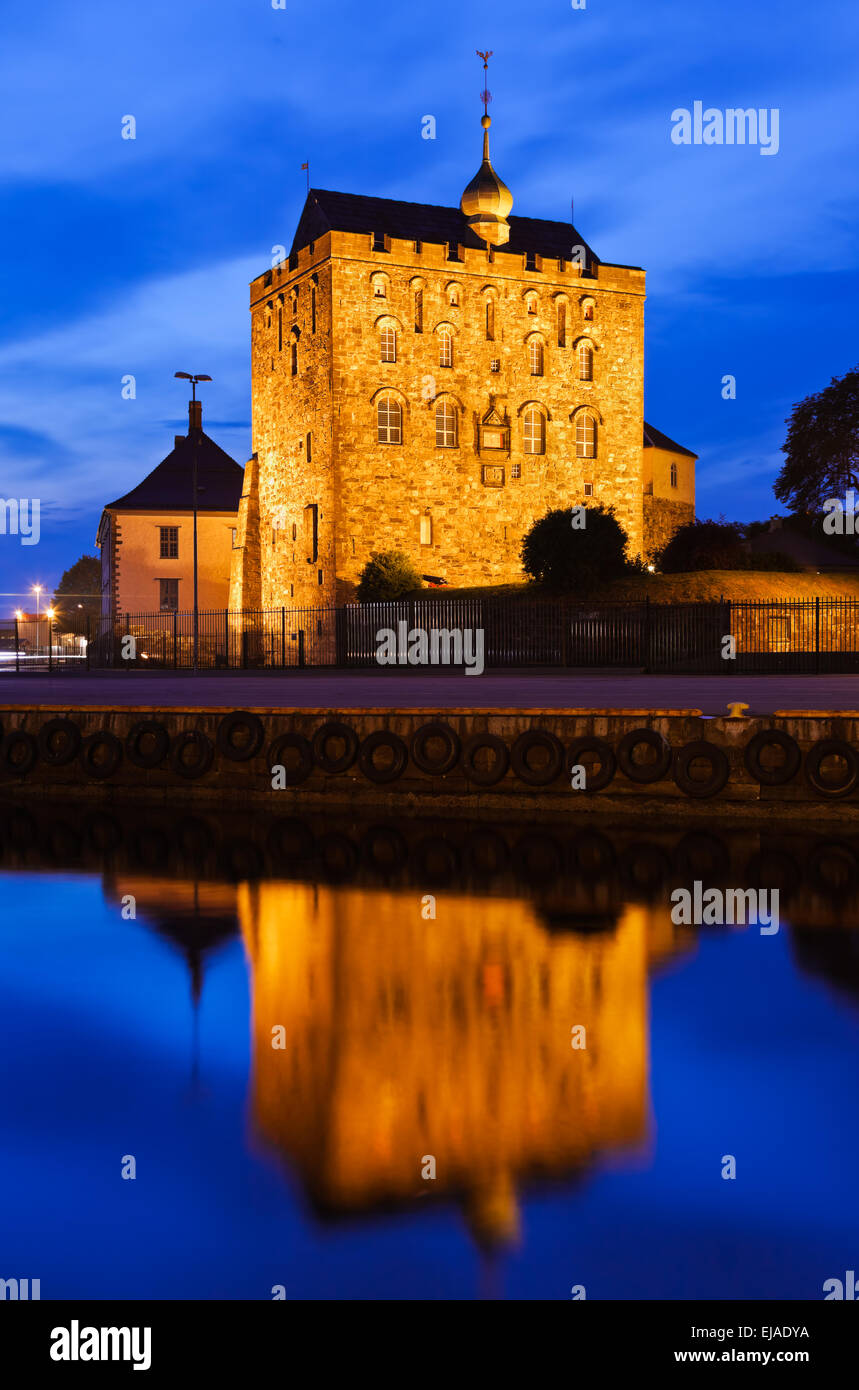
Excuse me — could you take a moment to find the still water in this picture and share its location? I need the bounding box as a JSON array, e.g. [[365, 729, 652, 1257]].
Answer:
[[1, 797, 858, 1300]]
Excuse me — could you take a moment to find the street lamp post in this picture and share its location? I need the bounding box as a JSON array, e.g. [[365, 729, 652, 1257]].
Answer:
[[174, 372, 212, 674]]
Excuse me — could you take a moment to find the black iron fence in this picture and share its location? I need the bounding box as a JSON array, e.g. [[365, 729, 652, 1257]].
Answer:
[[3, 597, 859, 674]]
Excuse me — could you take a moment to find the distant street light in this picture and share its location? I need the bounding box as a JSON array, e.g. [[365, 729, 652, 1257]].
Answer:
[[174, 372, 212, 674]]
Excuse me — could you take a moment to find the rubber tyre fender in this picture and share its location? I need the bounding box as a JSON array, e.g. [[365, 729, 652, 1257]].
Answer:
[[672, 741, 730, 799], [510, 729, 565, 786], [312, 721, 359, 774], [169, 730, 214, 780], [462, 732, 510, 787], [803, 738, 859, 800], [1, 730, 38, 777], [567, 737, 616, 793], [216, 710, 265, 762], [616, 728, 672, 784], [38, 717, 82, 767], [743, 729, 801, 786], [125, 720, 170, 769], [409, 721, 461, 776], [359, 730, 409, 783], [268, 733, 313, 785], [80, 730, 123, 781]]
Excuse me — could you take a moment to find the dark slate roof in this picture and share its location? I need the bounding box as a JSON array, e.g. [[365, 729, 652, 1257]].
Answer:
[[290, 188, 602, 266], [105, 430, 244, 512], [643, 422, 697, 457]]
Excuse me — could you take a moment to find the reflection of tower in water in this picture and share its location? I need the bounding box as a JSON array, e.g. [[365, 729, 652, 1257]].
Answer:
[[239, 883, 691, 1250]]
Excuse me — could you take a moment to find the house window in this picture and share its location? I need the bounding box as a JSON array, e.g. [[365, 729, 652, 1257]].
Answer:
[[377, 395, 403, 444], [525, 251, 538, 271], [557, 303, 567, 347], [380, 325, 397, 363], [311, 286, 316, 333], [414, 240, 422, 254], [420, 515, 432, 546], [291, 341, 298, 375], [490, 358, 500, 372], [159, 526, 178, 559], [435, 400, 457, 447], [526, 293, 537, 315], [583, 302, 594, 321], [438, 329, 453, 368], [576, 412, 597, 458], [373, 231, 387, 252], [288, 250, 298, 270], [277, 307, 283, 351], [372, 275, 387, 298], [523, 408, 546, 455], [578, 342, 593, 381], [583, 481, 594, 497], [306, 431, 312, 463], [304, 503, 318, 564], [485, 301, 495, 341], [447, 242, 461, 262], [414, 289, 423, 333], [512, 462, 521, 479], [231, 527, 238, 548], [159, 579, 179, 612], [670, 461, 678, 488], [529, 340, 544, 376]]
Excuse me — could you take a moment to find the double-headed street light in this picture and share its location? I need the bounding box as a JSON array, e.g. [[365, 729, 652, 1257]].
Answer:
[[174, 372, 212, 674]]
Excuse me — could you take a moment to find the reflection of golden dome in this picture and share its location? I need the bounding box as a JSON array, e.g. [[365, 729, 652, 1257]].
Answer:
[[460, 114, 513, 246]]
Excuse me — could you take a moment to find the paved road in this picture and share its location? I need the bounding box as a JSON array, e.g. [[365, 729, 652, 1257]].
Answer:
[[2, 668, 859, 714]]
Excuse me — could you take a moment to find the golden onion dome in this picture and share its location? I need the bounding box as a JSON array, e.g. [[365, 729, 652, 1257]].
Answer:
[[461, 114, 513, 247]]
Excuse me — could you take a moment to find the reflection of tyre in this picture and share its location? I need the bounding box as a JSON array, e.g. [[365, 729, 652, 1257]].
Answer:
[[743, 729, 801, 786], [176, 817, 214, 863], [744, 848, 801, 900], [361, 824, 408, 878], [217, 710, 265, 762], [169, 731, 214, 780], [806, 839, 859, 898], [125, 720, 169, 769], [223, 839, 265, 881], [46, 821, 83, 861], [409, 722, 461, 776], [359, 731, 409, 783], [672, 741, 730, 798], [804, 739, 859, 799], [463, 828, 510, 879], [617, 729, 672, 784], [317, 832, 359, 882], [673, 830, 730, 883], [80, 730, 123, 780], [129, 825, 171, 870], [84, 812, 123, 854], [312, 721, 359, 773], [567, 737, 616, 792], [568, 830, 616, 880], [411, 835, 460, 885], [267, 817, 315, 870], [511, 832, 563, 884], [462, 733, 509, 787], [38, 717, 82, 767], [510, 730, 565, 786], [618, 841, 672, 899], [1, 730, 38, 777], [268, 733, 313, 785]]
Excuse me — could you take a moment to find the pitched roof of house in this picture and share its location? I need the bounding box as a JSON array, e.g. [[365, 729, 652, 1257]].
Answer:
[[290, 188, 607, 267], [104, 427, 244, 513], [643, 422, 697, 457]]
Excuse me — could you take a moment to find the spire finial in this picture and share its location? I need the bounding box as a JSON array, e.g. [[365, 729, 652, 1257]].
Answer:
[[460, 50, 512, 247]]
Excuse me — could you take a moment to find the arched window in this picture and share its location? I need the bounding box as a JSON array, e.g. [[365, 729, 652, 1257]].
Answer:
[[414, 289, 423, 333], [578, 342, 593, 381], [529, 339, 544, 376], [371, 274, 387, 299], [290, 341, 298, 376], [377, 395, 402, 444], [523, 408, 546, 455], [449, 287, 460, 307], [670, 461, 678, 488], [380, 325, 397, 363], [557, 302, 566, 347], [435, 400, 458, 447], [525, 293, 538, 316], [576, 412, 597, 458], [485, 300, 495, 341], [438, 329, 453, 368], [277, 306, 283, 352], [583, 301, 594, 321]]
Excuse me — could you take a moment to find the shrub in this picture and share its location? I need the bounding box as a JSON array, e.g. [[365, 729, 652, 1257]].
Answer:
[[658, 520, 745, 572], [356, 550, 424, 603], [520, 505, 630, 592]]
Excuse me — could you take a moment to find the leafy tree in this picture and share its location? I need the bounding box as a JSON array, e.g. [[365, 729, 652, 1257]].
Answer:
[[520, 504, 631, 592], [774, 364, 859, 513], [356, 550, 424, 603], [658, 520, 745, 572], [53, 555, 102, 621]]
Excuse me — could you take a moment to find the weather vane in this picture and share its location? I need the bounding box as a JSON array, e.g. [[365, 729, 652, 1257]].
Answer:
[[477, 49, 493, 115]]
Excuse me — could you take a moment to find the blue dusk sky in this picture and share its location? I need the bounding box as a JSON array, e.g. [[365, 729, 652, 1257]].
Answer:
[[0, 0, 857, 604]]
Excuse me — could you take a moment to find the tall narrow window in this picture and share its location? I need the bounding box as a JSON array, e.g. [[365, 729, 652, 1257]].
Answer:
[[485, 300, 495, 341], [414, 289, 423, 333], [557, 302, 566, 347], [529, 340, 544, 376], [670, 461, 678, 488], [576, 412, 597, 458], [306, 431, 312, 463], [291, 341, 298, 375], [438, 329, 453, 368], [578, 342, 593, 381], [159, 579, 179, 612], [420, 515, 433, 546], [159, 526, 179, 559], [583, 302, 594, 321], [523, 408, 546, 455], [525, 251, 538, 271], [373, 231, 387, 252], [303, 503, 318, 564], [435, 400, 457, 447], [377, 395, 403, 444], [277, 307, 283, 352], [380, 326, 397, 363], [311, 286, 316, 333]]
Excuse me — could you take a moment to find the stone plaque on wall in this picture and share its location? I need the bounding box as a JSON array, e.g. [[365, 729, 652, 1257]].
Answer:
[[482, 464, 505, 488]]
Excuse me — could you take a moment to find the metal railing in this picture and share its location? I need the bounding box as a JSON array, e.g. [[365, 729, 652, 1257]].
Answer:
[[3, 596, 859, 674]]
